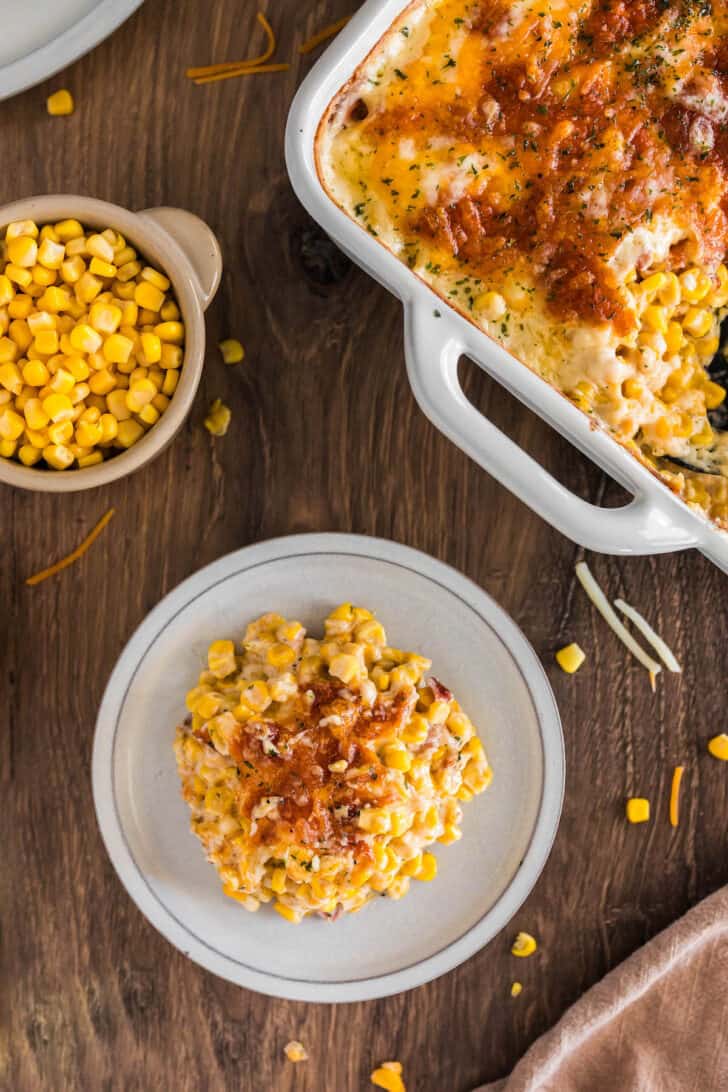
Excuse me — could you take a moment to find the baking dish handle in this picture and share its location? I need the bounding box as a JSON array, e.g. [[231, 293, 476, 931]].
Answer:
[[404, 305, 698, 555]]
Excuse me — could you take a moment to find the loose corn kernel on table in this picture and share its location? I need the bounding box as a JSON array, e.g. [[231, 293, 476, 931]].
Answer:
[[3, 2, 728, 1092]]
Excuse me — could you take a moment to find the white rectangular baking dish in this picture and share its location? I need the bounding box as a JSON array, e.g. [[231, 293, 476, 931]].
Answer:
[[285, 0, 728, 574]]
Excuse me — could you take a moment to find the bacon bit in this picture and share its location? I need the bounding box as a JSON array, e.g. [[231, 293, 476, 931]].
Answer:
[[428, 677, 453, 702], [186, 12, 287, 85], [298, 15, 351, 55], [25, 508, 115, 586], [669, 765, 685, 828]]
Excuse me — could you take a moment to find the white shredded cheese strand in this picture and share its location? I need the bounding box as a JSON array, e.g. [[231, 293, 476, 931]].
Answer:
[[575, 562, 662, 678], [614, 599, 682, 673]]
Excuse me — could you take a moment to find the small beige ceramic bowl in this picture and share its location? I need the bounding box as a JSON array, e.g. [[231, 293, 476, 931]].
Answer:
[[0, 195, 222, 492]]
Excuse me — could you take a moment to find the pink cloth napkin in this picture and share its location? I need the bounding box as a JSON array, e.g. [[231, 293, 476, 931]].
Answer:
[[478, 886, 728, 1092]]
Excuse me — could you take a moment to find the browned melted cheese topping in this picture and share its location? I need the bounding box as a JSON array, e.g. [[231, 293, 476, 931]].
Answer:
[[323, 0, 728, 331], [206, 683, 415, 856]]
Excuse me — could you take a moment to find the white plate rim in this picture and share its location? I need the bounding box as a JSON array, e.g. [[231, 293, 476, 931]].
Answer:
[[92, 532, 565, 1003], [0, 0, 144, 102]]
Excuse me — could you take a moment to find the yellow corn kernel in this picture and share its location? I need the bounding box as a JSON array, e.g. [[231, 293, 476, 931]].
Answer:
[[7, 236, 38, 268], [401, 712, 429, 746], [87, 302, 121, 335], [17, 443, 42, 466], [218, 338, 245, 365], [137, 403, 159, 426], [267, 642, 297, 669], [134, 281, 165, 311], [270, 868, 287, 895], [283, 1040, 308, 1064], [74, 420, 102, 448], [664, 321, 683, 355], [6, 220, 38, 241], [88, 257, 116, 279], [77, 451, 103, 467], [88, 369, 116, 396], [639, 271, 667, 296], [54, 219, 83, 242], [102, 332, 133, 365], [207, 638, 235, 678], [48, 367, 75, 397], [511, 982, 523, 998], [85, 233, 114, 263], [141, 266, 170, 292], [642, 304, 668, 335], [657, 272, 680, 307], [36, 237, 65, 270], [125, 378, 156, 413], [332, 652, 366, 684], [203, 397, 230, 436], [41, 392, 74, 422], [7, 295, 32, 319], [43, 443, 73, 469], [68, 323, 101, 354], [103, 390, 130, 422], [0, 275, 14, 306], [47, 419, 74, 444], [692, 422, 714, 448], [23, 397, 49, 430], [511, 931, 538, 957], [161, 370, 179, 397], [438, 823, 462, 845], [679, 268, 711, 303], [24, 426, 48, 448], [204, 786, 233, 815], [0, 338, 18, 364], [416, 852, 437, 882], [707, 733, 728, 761], [6, 264, 33, 288], [47, 89, 74, 116], [383, 742, 412, 772], [116, 418, 144, 448], [683, 308, 713, 339], [160, 343, 183, 369], [555, 642, 586, 674], [626, 797, 650, 823], [98, 412, 118, 443], [0, 361, 23, 394], [60, 257, 85, 285], [274, 902, 301, 924], [139, 332, 162, 364], [154, 320, 184, 344]]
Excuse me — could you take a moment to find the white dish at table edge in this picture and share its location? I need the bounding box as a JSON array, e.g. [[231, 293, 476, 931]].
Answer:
[[92, 533, 564, 1003], [285, 0, 728, 576], [0, 0, 143, 102]]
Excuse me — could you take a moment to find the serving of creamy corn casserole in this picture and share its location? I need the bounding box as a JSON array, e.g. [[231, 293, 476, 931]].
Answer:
[[317, 0, 728, 526], [174, 604, 491, 923]]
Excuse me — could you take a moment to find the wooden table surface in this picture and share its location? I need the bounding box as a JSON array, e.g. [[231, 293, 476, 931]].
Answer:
[[3, 2, 727, 1089]]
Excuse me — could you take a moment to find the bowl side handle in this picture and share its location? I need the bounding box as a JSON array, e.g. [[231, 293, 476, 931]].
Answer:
[[404, 303, 699, 556], [137, 207, 222, 311]]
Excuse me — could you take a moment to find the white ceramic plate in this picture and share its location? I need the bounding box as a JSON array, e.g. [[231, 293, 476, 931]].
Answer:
[[0, 0, 143, 101], [92, 534, 564, 1002]]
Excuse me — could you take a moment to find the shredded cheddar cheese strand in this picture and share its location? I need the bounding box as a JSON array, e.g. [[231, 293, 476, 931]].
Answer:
[[669, 765, 684, 828], [192, 63, 290, 86], [614, 599, 681, 673], [186, 11, 276, 79], [298, 15, 351, 54], [25, 508, 115, 586], [575, 562, 662, 680]]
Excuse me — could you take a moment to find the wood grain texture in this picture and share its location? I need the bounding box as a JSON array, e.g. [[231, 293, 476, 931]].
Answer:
[[1, 2, 727, 1090]]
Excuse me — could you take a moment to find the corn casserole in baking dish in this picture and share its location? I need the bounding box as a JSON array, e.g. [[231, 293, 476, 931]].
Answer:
[[317, 0, 728, 526], [175, 604, 491, 923]]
